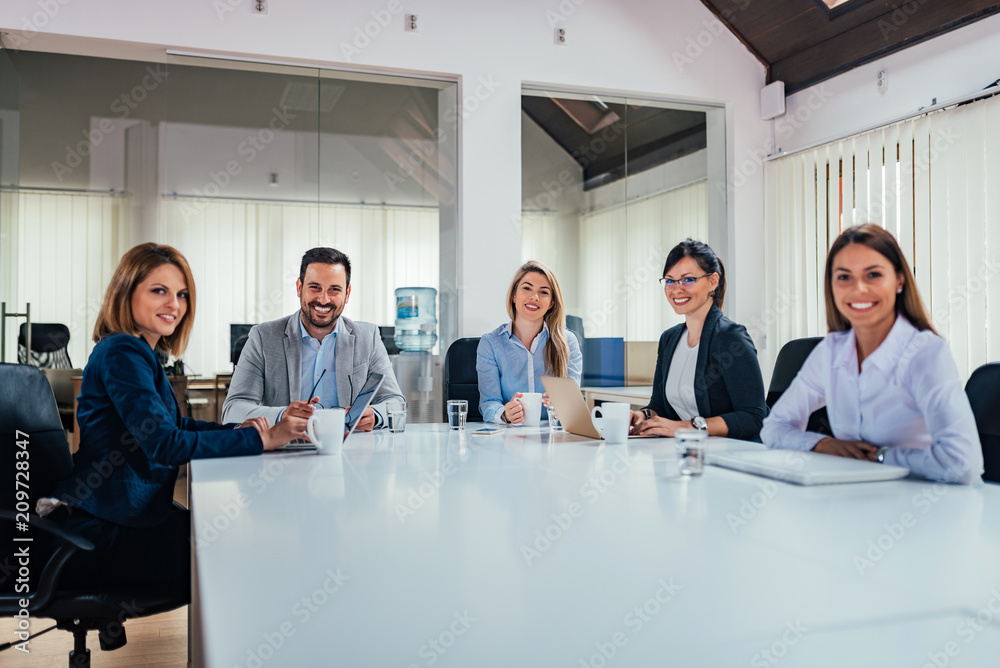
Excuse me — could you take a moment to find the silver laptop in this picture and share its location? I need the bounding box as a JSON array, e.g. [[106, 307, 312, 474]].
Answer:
[[280, 372, 385, 451], [541, 375, 657, 440], [707, 449, 910, 485]]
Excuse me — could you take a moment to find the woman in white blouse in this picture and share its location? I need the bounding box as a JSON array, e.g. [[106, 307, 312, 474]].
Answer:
[[761, 224, 983, 484]]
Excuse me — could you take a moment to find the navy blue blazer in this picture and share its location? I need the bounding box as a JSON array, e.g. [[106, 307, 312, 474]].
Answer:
[[645, 306, 767, 441], [55, 334, 262, 528]]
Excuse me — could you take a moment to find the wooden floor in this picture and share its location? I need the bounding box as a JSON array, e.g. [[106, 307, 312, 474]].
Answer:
[[1, 476, 191, 666]]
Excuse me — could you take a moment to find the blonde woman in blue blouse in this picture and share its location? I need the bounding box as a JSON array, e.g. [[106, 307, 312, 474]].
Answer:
[[761, 224, 983, 484], [477, 261, 582, 424]]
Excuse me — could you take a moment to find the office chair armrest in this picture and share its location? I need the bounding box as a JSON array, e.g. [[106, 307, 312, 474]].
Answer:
[[0, 510, 95, 613], [0, 509, 95, 551]]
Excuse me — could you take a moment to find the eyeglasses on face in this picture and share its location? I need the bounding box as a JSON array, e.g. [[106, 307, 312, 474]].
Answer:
[[659, 273, 712, 288]]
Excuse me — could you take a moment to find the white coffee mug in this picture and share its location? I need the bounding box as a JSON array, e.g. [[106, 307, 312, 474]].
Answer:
[[517, 392, 543, 427], [591, 402, 630, 445], [307, 408, 346, 455]]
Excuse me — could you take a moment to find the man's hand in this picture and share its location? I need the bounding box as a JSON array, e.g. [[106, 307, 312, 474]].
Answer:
[[283, 398, 318, 420], [813, 437, 878, 461], [349, 405, 377, 432]]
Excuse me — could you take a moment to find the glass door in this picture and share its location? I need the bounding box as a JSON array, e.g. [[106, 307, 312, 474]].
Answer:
[[0, 44, 20, 362]]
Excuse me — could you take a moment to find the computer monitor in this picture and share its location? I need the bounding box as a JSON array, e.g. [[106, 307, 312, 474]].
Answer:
[[230, 324, 254, 367]]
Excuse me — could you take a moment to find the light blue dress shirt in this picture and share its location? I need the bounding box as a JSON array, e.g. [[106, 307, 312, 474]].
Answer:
[[761, 315, 983, 484], [299, 316, 341, 408], [477, 322, 582, 424]]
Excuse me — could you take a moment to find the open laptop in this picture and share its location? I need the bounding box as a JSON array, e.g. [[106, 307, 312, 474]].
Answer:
[[707, 449, 910, 485], [541, 375, 657, 440], [280, 372, 385, 451]]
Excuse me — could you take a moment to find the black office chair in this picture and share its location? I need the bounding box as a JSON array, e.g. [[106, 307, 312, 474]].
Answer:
[[443, 338, 483, 423], [18, 323, 73, 368], [966, 362, 1000, 483], [0, 363, 188, 668], [767, 337, 832, 436], [566, 314, 586, 379]]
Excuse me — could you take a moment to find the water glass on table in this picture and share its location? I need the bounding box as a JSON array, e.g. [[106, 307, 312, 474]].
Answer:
[[387, 399, 407, 433], [675, 428, 706, 476], [447, 399, 468, 431]]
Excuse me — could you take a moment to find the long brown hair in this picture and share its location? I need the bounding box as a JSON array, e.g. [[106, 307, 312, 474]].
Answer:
[[506, 260, 570, 378], [93, 243, 197, 356], [824, 224, 935, 334]]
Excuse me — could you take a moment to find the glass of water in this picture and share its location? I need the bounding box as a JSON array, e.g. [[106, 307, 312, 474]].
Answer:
[[447, 399, 468, 431], [675, 428, 706, 476], [387, 399, 407, 433]]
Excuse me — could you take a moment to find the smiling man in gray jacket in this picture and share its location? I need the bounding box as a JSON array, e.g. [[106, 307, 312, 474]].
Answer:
[[222, 247, 404, 432]]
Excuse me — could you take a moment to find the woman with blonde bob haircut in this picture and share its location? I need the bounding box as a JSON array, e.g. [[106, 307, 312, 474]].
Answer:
[[42, 243, 304, 591], [762, 224, 983, 484], [477, 260, 582, 424]]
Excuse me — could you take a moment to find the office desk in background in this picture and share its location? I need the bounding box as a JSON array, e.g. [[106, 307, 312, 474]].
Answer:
[[582, 385, 653, 410], [190, 425, 1000, 667]]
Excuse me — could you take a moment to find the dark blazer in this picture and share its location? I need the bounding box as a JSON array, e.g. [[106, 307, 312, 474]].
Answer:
[[645, 306, 767, 441], [55, 334, 262, 528]]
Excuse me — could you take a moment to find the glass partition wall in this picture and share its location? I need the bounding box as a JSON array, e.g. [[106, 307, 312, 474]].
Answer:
[[521, 88, 724, 388], [1, 50, 458, 374]]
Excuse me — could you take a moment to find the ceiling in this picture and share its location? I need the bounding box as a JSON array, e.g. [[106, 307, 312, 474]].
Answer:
[[521, 95, 706, 190], [699, 0, 1000, 94]]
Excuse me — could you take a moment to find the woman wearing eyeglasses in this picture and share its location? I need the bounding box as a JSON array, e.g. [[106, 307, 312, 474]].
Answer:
[[629, 239, 767, 440]]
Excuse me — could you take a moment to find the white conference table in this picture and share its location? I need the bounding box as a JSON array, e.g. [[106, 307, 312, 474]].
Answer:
[[190, 424, 1000, 667]]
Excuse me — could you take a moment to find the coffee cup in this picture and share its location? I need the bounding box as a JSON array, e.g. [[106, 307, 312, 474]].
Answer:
[[591, 402, 630, 445], [517, 392, 543, 427], [307, 408, 346, 455]]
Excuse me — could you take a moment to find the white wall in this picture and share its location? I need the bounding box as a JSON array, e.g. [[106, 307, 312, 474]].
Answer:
[[0, 0, 769, 342], [777, 12, 1000, 154]]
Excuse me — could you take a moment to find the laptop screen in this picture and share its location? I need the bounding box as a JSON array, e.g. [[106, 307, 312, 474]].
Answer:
[[344, 372, 385, 436]]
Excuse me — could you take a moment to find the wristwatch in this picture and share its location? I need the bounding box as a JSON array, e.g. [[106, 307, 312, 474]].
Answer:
[[642, 408, 653, 420], [876, 446, 889, 463], [692, 416, 708, 432]]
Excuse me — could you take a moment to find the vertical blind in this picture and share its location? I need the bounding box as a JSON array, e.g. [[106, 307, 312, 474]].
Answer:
[[763, 93, 1000, 383], [2, 192, 438, 374], [523, 180, 708, 342]]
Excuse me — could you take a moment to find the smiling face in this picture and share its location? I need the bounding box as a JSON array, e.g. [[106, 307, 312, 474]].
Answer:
[[131, 263, 189, 349], [297, 262, 351, 334], [662, 256, 718, 318], [830, 242, 903, 334], [512, 271, 553, 325]]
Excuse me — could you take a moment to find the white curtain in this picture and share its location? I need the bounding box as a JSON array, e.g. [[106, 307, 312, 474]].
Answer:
[[160, 199, 439, 376], [763, 94, 1000, 383], [579, 180, 708, 341], [2, 192, 437, 374], [1, 191, 126, 366]]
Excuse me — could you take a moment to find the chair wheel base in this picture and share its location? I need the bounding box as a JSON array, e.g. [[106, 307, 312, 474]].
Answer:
[[69, 647, 91, 668]]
